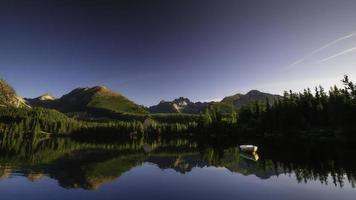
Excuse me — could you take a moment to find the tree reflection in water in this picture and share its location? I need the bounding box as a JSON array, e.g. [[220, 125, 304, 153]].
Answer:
[[0, 131, 355, 190]]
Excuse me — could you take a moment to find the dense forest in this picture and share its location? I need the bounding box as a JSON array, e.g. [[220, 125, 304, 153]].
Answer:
[[237, 75, 356, 136], [0, 106, 202, 137]]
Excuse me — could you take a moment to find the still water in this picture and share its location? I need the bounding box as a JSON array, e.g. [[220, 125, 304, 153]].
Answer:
[[0, 134, 355, 200]]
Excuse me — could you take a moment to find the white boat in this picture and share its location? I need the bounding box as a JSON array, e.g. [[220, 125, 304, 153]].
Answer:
[[239, 145, 258, 153]]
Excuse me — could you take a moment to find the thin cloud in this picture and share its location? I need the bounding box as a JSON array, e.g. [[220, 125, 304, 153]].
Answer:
[[318, 46, 356, 63], [286, 31, 356, 69]]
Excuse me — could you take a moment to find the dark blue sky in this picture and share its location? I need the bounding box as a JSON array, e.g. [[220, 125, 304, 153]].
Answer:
[[1, 0, 356, 106]]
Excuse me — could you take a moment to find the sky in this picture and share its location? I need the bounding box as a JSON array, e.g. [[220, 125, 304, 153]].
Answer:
[[1, 0, 356, 106]]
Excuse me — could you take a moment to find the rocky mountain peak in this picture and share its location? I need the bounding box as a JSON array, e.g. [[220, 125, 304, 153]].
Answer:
[[38, 93, 56, 101], [0, 79, 30, 108], [246, 90, 262, 95], [172, 97, 191, 106]]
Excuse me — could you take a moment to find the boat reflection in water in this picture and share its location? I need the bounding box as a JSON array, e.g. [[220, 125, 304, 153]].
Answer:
[[240, 151, 259, 162], [239, 144, 259, 162]]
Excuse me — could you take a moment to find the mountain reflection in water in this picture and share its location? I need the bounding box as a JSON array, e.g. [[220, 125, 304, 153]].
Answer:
[[0, 132, 356, 200]]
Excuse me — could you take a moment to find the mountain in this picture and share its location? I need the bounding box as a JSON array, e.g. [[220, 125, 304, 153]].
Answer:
[[150, 90, 280, 114], [36, 93, 56, 101], [26, 93, 56, 107], [28, 86, 147, 114], [149, 97, 209, 114], [221, 90, 280, 108], [0, 79, 30, 108]]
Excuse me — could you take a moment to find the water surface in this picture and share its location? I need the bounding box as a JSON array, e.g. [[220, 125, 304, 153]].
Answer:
[[0, 135, 355, 200]]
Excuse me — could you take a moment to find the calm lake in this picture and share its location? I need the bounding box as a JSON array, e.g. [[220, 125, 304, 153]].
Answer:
[[0, 134, 355, 200]]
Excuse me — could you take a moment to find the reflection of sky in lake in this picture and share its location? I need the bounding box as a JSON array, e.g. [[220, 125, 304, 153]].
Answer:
[[0, 163, 355, 200]]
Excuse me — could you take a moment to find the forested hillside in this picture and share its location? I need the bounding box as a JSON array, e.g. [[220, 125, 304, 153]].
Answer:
[[238, 75, 356, 135]]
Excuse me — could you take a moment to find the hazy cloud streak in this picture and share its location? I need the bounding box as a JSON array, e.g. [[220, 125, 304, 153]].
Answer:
[[318, 46, 356, 63], [286, 31, 356, 69]]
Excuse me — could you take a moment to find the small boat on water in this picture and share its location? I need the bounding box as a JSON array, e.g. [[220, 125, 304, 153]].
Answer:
[[239, 145, 258, 153]]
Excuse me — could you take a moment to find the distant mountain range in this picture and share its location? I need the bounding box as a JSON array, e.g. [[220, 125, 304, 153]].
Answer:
[[149, 90, 281, 113], [0, 79, 280, 114], [149, 97, 209, 114]]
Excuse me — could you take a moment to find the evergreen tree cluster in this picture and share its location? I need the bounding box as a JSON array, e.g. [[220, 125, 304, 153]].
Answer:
[[0, 107, 199, 137], [0, 107, 79, 134], [198, 102, 238, 133], [238, 75, 356, 134]]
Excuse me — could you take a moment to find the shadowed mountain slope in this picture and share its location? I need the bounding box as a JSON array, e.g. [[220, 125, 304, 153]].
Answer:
[[222, 90, 280, 108]]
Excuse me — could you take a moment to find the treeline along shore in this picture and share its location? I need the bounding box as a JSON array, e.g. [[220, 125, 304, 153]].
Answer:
[[0, 75, 355, 139]]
